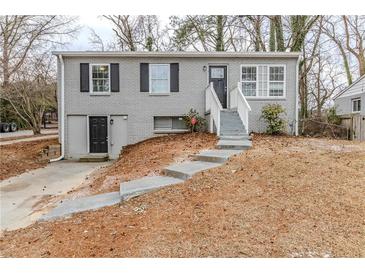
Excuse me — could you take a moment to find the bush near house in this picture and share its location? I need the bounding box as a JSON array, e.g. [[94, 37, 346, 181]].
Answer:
[[183, 108, 206, 132], [261, 104, 286, 134]]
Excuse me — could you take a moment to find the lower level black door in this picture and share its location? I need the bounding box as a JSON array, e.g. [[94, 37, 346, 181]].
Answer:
[[209, 66, 227, 108], [89, 116, 108, 153]]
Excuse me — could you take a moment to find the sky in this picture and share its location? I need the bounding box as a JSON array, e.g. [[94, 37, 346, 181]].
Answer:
[[66, 15, 170, 50]]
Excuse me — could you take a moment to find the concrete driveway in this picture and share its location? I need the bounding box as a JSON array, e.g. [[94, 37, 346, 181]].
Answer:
[[0, 161, 108, 231]]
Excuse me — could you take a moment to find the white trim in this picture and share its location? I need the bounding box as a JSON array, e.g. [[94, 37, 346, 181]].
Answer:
[[207, 64, 229, 109], [149, 63, 170, 94], [87, 115, 109, 154], [295, 55, 300, 136], [240, 64, 286, 99], [351, 98, 361, 113], [53, 51, 302, 59], [50, 54, 65, 162], [336, 90, 365, 99], [89, 64, 111, 94]]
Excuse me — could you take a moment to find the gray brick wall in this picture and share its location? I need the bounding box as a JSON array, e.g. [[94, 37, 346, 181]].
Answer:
[[59, 55, 299, 158]]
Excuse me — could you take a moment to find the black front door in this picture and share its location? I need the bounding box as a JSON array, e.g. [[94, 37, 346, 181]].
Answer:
[[89, 116, 108, 153], [209, 66, 227, 108]]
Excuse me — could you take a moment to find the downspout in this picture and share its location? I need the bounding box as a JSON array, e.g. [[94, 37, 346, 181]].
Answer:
[[50, 54, 65, 162], [295, 55, 301, 136]]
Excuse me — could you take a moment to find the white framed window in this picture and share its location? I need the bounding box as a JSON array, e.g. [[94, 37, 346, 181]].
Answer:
[[149, 64, 170, 94], [269, 65, 285, 97], [240, 64, 286, 98], [241, 66, 257, 97], [352, 98, 361, 113], [90, 64, 110, 93]]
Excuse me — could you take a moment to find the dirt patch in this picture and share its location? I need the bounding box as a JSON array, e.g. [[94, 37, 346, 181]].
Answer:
[[0, 133, 57, 143], [1, 135, 364, 258], [70, 132, 217, 196], [0, 139, 60, 181]]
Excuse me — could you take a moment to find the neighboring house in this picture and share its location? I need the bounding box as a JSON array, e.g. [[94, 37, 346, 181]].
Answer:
[[334, 75, 365, 141], [334, 75, 365, 116], [53, 51, 301, 160]]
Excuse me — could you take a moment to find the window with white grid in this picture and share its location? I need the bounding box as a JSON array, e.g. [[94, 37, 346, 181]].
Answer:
[[240, 64, 285, 98], [241, 66, 257, 96], [269, 66, 285, 97], [91, 64, 110, 92]]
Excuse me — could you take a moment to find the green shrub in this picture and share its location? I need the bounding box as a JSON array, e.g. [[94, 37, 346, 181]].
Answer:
[[261, 104, 286, 134], [183, 108, 206, 132], [326, 106, 341, 125]]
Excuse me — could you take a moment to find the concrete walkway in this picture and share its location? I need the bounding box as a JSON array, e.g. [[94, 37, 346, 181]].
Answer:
[[0, 128, 58, 139], [43, 137, 252, 221], [0, 161, 108, 231], [0, 134, 58, 146]]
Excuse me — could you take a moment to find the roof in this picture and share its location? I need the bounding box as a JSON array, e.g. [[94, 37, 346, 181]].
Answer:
[[334, 74, 365, 99], [52, 51, 301, 59]]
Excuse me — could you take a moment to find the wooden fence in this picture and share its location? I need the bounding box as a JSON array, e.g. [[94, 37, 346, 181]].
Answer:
[[340, 114, 365, 141]]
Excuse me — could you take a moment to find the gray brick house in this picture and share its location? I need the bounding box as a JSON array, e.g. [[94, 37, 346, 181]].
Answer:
[[53, 51, 301, 160]]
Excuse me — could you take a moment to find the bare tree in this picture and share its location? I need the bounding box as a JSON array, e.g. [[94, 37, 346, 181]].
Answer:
[[0, 15, 78, 89], [0, 55, 57, 134], [342, 15, 365, 77], [103, 15, 166, 51]]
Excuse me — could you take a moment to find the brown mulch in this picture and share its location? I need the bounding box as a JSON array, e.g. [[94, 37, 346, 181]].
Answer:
[[1, 135, 364, 257], [0, 139, 60, 181], [71, 132, 217, 196]]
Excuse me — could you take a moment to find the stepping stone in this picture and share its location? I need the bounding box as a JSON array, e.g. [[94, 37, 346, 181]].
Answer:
[[194, 149, 243, 163], [41, 192, 120, 220], [120, 176, 183, 201], [216, 139, 252, 150], [163, 161, 222, 180]]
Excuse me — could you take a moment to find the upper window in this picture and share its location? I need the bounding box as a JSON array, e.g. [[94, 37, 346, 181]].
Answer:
[[241, 66, 257, 97], [240, 65, 285, 98], [91, 64, 110, 93], [150, 64, 170, 94], [269, 66, 285, 97], [352, 98, 361, 112]]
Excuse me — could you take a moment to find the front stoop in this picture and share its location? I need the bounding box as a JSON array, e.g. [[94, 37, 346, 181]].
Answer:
[[163, 161, 222, 180], [216, 139, 252, 150], [120, 176, 183, 201], [79, 154, 109, 162], [41, 192, 121, 220], [194, 149, 243, 163]]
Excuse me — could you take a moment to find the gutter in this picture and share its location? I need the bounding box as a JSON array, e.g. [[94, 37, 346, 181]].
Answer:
[[50, 54, 65, 162], [295, 54, 301, 136]]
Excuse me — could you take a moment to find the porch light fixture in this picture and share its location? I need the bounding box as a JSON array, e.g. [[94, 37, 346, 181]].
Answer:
[[110, 119, 114, 125], [203, 65, 207, 72]]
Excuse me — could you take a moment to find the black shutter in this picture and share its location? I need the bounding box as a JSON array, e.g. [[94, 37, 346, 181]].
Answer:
[[110, 63, 120, 92], [140, 63, 149, 92], [80, 63, 89, 92], [170, 63, 179, 92]]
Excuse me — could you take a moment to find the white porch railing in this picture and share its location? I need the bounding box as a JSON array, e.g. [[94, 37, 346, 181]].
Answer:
[[229, 82, 252, 133], [205, 82, 223, 135]]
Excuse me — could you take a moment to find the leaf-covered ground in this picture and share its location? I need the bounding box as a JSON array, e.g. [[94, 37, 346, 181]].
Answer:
[[1, 135, 364, 257]]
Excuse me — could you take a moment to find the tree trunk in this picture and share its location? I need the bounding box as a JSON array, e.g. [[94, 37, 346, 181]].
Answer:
[[216, 15, 224, 51], [274, 16, 285, 52], [269, 17, 276, 51]]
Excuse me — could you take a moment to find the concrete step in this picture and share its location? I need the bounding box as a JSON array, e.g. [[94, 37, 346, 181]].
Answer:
[[220, 130, 247, 135], [216, 139, 252, 150], [163, 161, 222, 180], [219, 135, 250, 140], [194, 149, 243, 163], [41, 192, 121, 220], [79, 154, 109, 162], [120, 176, 183, 201]]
